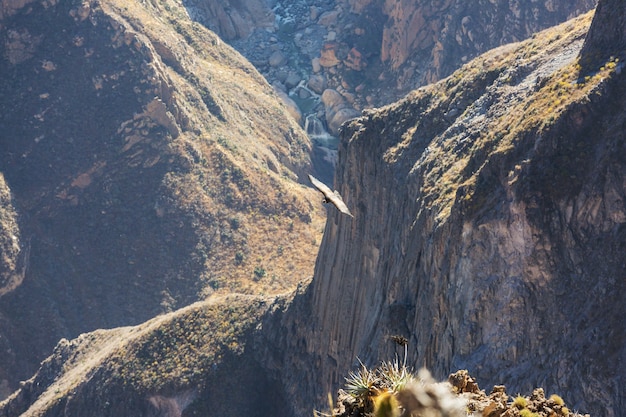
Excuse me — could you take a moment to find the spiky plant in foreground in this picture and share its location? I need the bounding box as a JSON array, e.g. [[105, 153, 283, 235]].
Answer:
[[338, 363, 465, 417], [378, 357, 413, 393], [344, 361, 382, 408], [342, 357, 417, 415], [331, 364, 589, 417]]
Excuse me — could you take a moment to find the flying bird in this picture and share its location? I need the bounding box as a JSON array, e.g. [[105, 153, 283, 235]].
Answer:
[[308, 174, 353, 217]]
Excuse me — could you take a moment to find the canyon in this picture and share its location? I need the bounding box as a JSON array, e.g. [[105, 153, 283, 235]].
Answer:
[[0, 0, 624, 416]]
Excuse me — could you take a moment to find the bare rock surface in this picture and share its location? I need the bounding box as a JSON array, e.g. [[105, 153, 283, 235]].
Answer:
[[210, 0, 596, 161], [259, 6, 625, 417], [182, 0, 275, 40]]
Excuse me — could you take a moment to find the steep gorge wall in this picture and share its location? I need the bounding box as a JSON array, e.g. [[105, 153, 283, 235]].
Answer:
[[345, 0, 597, 104], [262, 4, 626, 417], [0, 0, 323, 399]]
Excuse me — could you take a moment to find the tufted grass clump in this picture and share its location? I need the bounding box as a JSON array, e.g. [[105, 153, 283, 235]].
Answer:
[[513, 395, 528, 409], [549, 394, 565, 406], [519, 409, 539, 417]]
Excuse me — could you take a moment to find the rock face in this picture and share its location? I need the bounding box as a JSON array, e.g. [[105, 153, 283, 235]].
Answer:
[[2, 1, 626, 416], [262, 5, 625, 417], [377, 0, 596, 74], [214, 0, 596, 138], [0, 0, 325, 399], [579, 0, 626, 67], [182, 0, 275, 40], [0, 174, 21, 301]]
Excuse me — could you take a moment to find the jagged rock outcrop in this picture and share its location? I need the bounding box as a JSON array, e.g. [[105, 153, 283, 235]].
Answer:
[[377, 0, 596, 73], [221, 0, 597, 129], [0, 174, 21, 300], [579, 0, 626, 68], [261, 4, 625, 417], [0, 0, 325, 399]]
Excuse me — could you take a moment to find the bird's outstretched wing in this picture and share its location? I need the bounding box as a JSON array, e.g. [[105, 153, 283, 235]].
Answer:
[[308, 174, 354, 217]]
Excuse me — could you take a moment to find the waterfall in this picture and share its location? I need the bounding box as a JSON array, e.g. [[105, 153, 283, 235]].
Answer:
[[304, 114, 337, 149]]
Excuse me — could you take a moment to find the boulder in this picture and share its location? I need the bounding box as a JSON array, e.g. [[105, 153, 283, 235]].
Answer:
[[274, 88, 302, 125], [319, 42, 340, 67], [317, 9, 340, 27], [344, 47, 364, 71], [269, 50, 287, 67], [321, 89, 359, 134], [311, 57, 322, 73], [307, 74, 327, 94], [284, 72, 302, 89]]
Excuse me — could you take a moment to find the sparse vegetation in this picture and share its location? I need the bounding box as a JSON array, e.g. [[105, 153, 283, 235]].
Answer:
[[513, 395, 529, 409], [331, 361, 587, 417], [114, 295, 268, 392], [550, 394, 565, 406], [253, 266, 266, 280], [378, 9, 621, 222]]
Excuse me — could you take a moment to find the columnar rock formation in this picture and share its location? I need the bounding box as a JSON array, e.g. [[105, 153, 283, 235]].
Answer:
[[1, 1, 625, 416], [262, 4, 626, 417]]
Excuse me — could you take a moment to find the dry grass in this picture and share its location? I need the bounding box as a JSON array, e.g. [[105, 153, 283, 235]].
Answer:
[[97, 0, 326, 296], [4, 294, 271, 414], [381, 10, 615, 223]]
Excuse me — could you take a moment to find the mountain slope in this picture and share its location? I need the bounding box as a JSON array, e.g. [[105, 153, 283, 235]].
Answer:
[[2, 1, 626, 416], [261, 4, 625, 416], [0, 294, 282, 417], [0, 0, 324, 397]]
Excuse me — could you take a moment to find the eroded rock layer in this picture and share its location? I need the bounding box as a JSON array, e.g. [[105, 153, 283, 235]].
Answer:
[[262, 6, 625, 417]]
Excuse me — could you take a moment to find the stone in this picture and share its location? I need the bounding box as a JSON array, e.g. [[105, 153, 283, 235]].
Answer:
[[284, 72, 301, 89], [317, 9, 340, 27], [307, 74, 327, 94], [311, 57, 322, 73], [273, 88, 302, 125], [344, 47, 364, 71], [321, 89, 359, 134], [319, 42, 340, 67], [320, 88, 345, 110], [268, 50, 287, 67], [297, 87, 311, 100], [326, 106, 359, 134]]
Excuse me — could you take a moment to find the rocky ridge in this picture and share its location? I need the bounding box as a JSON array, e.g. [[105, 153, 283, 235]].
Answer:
[[0, 294, 283, 417], [260, 3, 626, 417], [194, 0, 596, 153], [0, 0, 325, 399], [0, 1, 625, 416]]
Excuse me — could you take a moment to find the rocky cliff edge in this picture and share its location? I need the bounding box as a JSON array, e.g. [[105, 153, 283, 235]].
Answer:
[[261, 2, 626, 416]]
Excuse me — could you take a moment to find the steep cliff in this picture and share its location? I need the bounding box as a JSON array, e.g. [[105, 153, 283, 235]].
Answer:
[[0, 0, 325, 398], [214, 0, 597, 123], [262, 5, 625, 417], [349, 0, 597, 106], [2, 1, 626, 416]]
